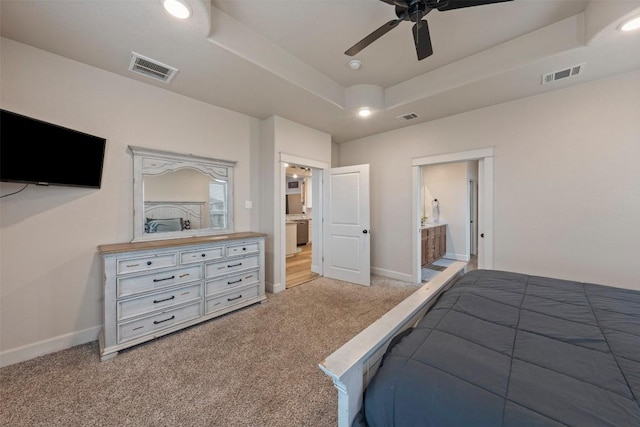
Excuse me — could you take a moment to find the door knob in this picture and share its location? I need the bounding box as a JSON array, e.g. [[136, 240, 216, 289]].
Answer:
[[481, 233, 485, 238], [363, 229, 368, 234]]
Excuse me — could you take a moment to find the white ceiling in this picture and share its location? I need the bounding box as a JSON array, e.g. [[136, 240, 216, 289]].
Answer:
[[2, 0, 640, 143]]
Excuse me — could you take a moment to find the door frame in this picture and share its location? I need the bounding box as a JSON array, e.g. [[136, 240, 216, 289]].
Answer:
[[279, 153, 329, 291], [411, 147, 494, 283], [469, 178, 479, 256]]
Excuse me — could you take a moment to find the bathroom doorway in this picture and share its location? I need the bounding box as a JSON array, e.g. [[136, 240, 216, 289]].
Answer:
[[412, 147, 495, 283]]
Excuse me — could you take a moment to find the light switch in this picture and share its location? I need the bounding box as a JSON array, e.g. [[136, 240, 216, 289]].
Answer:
[[245, 201, 253, 209]]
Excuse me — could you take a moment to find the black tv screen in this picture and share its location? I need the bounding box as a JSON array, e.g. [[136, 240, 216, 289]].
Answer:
[[1, 109, 106, 188]]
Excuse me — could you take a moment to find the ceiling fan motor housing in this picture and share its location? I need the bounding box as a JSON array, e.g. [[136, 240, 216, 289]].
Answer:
[[408, 2, 427, 22], [347, 0, 513, 60]]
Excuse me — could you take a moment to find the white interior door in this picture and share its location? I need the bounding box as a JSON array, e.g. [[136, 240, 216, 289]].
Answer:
[[323, 164, 370, 286]]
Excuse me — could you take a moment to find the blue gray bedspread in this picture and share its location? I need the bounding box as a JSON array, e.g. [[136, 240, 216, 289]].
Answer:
[[358, 269, 640, 426]]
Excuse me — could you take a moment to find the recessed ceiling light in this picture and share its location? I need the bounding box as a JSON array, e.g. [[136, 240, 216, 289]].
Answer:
[[619, 15, 640, 32], [358, 108, 372, 118], [162, 0, 191, 19]]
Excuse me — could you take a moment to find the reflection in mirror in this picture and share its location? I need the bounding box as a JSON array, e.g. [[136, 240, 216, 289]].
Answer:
[[144, 169, 212, 231], [209, 180, 228, 229], [130, 146, 235, 241]]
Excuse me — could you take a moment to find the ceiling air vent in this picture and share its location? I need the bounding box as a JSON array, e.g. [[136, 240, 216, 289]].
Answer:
[[396, 112, 419, 121], [129, 52, 178, 83], [542, 63, 584, 85]]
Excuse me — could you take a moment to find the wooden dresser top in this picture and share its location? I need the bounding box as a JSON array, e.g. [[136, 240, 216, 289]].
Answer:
[[98, 231, 267, 254]]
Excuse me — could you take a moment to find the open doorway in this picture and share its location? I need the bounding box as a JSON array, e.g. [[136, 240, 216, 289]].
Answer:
[[412, 148, 494, 284], [419, 161, 477, 282], [284, 163, 319, 288]]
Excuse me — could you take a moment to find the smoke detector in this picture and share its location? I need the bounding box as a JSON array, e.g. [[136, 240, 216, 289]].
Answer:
[[349, 59, 362, 70], [129, 52, 179, 83]]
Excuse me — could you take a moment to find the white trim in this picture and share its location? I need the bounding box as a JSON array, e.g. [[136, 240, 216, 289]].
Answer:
[[280, 152, 329, 170], [412, 166, 422, 284], [371, 267, 414, 283], [0, 326, 101, 368], [444, 252, 470, 262], [266, 281, 285, 294], [482, 156, 494, 269], [412, 147, 494, 166], [412, 147, 495, 283]]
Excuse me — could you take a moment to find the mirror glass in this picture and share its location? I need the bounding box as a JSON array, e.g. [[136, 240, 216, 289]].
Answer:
[[130, 146, 235, 241]]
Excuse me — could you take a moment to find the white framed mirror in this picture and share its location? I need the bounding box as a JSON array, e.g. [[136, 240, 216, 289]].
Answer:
[[130, 146, 235, 242]]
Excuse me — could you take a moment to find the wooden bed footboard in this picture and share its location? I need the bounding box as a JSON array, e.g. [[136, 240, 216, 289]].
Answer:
[[318, 261, 467, 427]]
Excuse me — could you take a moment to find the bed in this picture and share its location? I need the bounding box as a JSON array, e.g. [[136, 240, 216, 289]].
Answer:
[[319, 265, 640, 426], [144, 201, 204, 233]]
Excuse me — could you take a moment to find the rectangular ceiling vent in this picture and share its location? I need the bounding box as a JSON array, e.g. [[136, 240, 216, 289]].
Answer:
[[542, 63, 584, 85], [396, 112, 419, 121], [129, 52, 178, 83]]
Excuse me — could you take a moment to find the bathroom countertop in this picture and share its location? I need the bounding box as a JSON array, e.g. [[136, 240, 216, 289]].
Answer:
[[286, 215, 311, 224], [421, 222, 446, 229]]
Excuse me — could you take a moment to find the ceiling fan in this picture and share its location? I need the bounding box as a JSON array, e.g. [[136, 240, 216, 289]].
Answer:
[[345, 0, 514, 61]]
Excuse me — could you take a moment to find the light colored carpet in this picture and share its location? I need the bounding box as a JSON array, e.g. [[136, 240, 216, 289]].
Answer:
[[0, 275, 419, 427]]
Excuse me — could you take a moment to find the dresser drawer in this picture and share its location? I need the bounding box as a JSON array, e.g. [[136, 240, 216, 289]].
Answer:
[[226, 242, 259, 257], [205, 255, 259, 279], [117, 265, 202, 298], [117, 301, 202, 343], [118, 282, 203, 321], [205, 284, 260, 314], [180, 247, 224, 264], [206, 269, 259, 296], [117, 252, 177, 275]]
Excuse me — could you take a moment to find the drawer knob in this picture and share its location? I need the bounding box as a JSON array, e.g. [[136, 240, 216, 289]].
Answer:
[[201, 253, 206, 257], [227, 262, 242, 268], [228, 295, 242, 302], [147, 261, 152, 266], [228, 279, 242, 285], [242, 247, 247, 251]]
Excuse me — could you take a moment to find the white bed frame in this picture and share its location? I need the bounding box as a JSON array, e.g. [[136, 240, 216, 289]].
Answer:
[[144, 201, 205, 230], [318, 261, 467, 427]]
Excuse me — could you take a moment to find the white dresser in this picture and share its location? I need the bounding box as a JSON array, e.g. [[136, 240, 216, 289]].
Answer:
[[98, 232, 266, 361]]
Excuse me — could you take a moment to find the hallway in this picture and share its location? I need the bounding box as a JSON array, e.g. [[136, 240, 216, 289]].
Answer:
[[285, 243, 318, 288]]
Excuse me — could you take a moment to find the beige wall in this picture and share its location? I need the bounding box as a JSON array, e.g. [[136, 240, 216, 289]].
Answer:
[[422, 162, 469, 260], [338, 69, 640, 290], [0, 39, 259, 364], [259, 116, 331, 292]]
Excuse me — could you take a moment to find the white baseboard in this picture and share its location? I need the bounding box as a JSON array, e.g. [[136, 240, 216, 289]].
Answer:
[[444, 253, 470, 262], [0, 325, 101, 368], [311, 264, 320, 274], [266, 280, 285, 294], [371, 267, 414, 283]]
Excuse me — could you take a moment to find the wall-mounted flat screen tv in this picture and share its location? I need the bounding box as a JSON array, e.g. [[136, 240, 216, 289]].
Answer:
[[0, 109, 106, 189]]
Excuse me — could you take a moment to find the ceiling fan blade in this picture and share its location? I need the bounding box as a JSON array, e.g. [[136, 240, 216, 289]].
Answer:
[[412, 20, 433, 60], [345, 19, 402, 56], [437, 0, 513, 11]]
